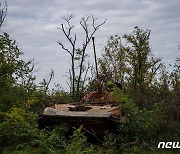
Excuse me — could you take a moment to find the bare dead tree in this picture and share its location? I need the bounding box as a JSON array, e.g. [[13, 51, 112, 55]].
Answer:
[[0, 0, 7, 27], [81, 61, 91, 94], [58, 15, 106, 99], [58, 15, 76, 98], [76, 15, 106, 98]]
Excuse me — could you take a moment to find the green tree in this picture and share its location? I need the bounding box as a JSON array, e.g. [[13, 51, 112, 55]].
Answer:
[[170, 58, 180, 95], [98, 35, 127, 87], [0, 32, 48, 113], [0, 33, 37, 111], [0, 33, 67, 153], [123, 27, 161, 92], [169, 58, 180, 129]]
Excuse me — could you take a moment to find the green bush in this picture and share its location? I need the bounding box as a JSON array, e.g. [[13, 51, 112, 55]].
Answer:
[[112, 88, 164, 150], [0, 107, 67, 154], [65, 126, 101, 154]]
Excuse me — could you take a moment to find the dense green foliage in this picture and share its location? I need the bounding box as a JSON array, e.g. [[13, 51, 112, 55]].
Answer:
[[97, 27, 180, 153], [98, 35, 126, 84], [0, 32, 60, 153], [0, 33, 46, 113]]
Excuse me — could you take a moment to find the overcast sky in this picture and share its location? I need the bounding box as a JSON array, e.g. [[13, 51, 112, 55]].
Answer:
[[2, 0, 180, 90]]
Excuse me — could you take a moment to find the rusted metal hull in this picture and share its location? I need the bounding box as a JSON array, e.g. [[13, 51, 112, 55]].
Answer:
[[38, 113, 120, 136], [39, 91, 122, 136]]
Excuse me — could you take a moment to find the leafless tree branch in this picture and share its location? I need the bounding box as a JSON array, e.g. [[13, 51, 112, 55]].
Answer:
[[58, 14, 105, 98], [76, 15, 106, 98], [0, 0, 7, 27], [58, 41, 72, 56]]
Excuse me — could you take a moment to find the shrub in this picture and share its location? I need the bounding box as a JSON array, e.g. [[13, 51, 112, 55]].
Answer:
[[0, 107, 67, 154], [112, 88, 164, 149], [65, 126, 101, 154]]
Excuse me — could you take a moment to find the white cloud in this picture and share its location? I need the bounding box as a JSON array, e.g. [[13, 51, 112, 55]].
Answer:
[[2, 0, 180, 89]]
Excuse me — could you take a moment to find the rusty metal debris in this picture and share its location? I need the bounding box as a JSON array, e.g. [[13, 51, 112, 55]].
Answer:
[[39, 90, 122, 136], [43, 103, 121, 118]]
